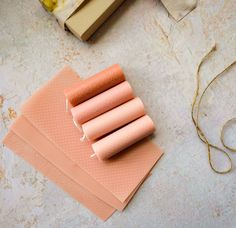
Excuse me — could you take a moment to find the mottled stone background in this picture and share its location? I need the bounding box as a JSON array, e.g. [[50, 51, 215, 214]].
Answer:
[[0, 0, 236, 227]]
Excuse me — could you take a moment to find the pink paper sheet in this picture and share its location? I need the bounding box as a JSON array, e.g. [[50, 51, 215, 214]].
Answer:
[[10, 115, 127, 210], [3, 131, 115, 221]]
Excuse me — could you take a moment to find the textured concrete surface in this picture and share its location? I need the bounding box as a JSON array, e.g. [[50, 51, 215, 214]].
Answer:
[[1, 0, 236, 227]]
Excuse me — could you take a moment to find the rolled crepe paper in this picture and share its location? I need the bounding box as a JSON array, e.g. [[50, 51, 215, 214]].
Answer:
[[82, 97, 146, 141], [71, 81, 134, 125], [91, 115, 155, 160], [64, 64, 125, 107]]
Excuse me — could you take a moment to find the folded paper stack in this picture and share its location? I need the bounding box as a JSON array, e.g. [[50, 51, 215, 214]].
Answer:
[[40, 0, 125, 41], [3, 65, 163, 220]]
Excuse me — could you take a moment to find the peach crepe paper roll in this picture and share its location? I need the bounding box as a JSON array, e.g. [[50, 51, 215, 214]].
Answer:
[[64, 64, 125, 107], [82, 97, 146, 141], [92, 115, 155, 160], [71, 81, 134, 125]]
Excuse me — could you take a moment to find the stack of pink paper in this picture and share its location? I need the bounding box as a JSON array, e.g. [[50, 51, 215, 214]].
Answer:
[[3, 66, 163, 220]]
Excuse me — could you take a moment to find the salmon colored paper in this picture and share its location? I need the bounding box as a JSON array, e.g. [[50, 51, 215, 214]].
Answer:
[[71, 81, 134, 125], [3, 131, 115, 221], [9, 115, 130, 211], [64, 64, 125, 107], [92, 115, 155, 160], [82, 97, 146, 141], [21, 66, 163, 203]]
